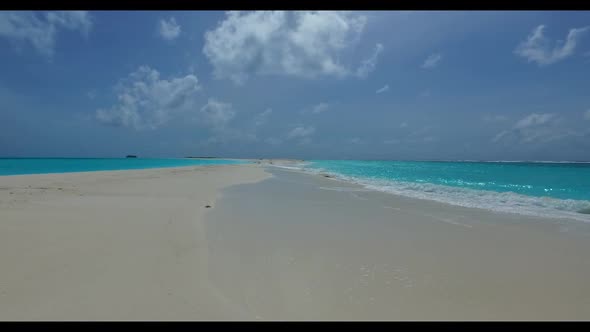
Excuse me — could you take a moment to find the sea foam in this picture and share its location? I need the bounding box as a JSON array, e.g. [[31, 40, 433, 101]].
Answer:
[[289, 162, 590, 222]]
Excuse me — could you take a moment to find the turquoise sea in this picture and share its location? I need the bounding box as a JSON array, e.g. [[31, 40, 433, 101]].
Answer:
[[0, 158, 246, 176], [288, 160, 590, 221]]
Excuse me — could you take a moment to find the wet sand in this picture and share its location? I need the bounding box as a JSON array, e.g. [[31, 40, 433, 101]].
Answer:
[[204, 166, 590, 320]]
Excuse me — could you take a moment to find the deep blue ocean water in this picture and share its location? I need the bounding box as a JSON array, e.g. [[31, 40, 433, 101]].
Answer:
[[0, 158, 246, 176], [295, 160, 590, 221]]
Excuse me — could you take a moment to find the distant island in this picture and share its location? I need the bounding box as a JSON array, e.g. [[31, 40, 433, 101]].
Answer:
[[126, 155, 137, 158]]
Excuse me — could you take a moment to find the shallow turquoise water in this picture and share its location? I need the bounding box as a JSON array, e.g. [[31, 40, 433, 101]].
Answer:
[[308, 160, 590, 201], [301, 160, 590, 220], [0, 158, 246, 176]]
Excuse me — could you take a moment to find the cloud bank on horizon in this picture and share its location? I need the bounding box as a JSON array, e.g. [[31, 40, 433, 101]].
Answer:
[[1, 10, 589, 161]]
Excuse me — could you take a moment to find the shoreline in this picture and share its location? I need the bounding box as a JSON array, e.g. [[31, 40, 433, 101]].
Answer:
[[0, 158, 250, 177], [263, 161, 590, 223], [0, 163, 243, 178], [203, 167, 590, 320]]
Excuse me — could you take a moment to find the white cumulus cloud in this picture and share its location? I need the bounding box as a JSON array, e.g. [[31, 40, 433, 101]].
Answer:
[[254, 108, 273, 127], [288, 125, 315, 139], [158, 17, 181, 41], [203, 11, 368, 84], [96, 66, 201, 130], [311, 102, 330, 114], [492, 113, 567, 144], [514, 113, 556, 130], [302, 102, 330, 114], [376, 84, 389, 94], [86, 90, 97, 100], [198, 99, 271, 146], [287, 125, 316, 144], [0, 11, 92, 56], [356, 43, 384, 79], [421, 53, 442, 69], [199, 98, 236, 129], [514, 25, 590, 66]]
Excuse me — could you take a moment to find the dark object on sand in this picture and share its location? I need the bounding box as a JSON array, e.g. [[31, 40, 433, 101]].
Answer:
[[205, 205, 211, 208], [322, 174, 333, 178], [126, 155, 137, 158]]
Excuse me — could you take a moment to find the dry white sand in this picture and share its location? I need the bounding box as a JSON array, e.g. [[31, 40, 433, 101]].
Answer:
[[0, 164, 270, 320]]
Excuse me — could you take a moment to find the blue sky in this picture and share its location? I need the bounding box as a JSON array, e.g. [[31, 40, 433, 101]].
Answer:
[[1, 10, 589, 160]]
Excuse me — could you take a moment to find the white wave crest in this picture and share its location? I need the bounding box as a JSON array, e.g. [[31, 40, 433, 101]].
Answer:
[[301, 166, 590, 222]]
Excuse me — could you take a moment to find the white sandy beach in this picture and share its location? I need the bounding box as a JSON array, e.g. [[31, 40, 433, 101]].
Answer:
[[1, 162, 590, 320], [0, 164, 270, 320]]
